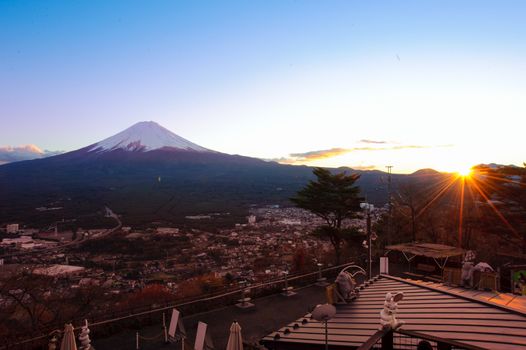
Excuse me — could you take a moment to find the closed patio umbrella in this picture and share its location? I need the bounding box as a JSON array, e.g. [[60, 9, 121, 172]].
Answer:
[[60, 324, 77, 350], [226, 321, 243, 350]]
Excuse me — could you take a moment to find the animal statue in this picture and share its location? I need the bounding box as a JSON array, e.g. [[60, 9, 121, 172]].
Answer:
[[78, 320, 93, 350], [379, 292, 405, 330], [461, 250, 476, 288], [47, 335, 58, 350], [335, 271, 356, 300]]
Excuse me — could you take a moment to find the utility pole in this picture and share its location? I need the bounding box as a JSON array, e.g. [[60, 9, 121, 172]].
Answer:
[[367, 209, 372, 278], [386, 165, 393, 245], [360, 202, 374, 278]]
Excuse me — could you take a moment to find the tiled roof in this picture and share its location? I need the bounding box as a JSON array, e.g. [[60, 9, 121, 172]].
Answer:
[[262, 275, 526, 350]]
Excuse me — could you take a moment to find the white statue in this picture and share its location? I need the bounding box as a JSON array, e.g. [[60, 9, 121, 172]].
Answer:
[[380, 292, 405, 330], [48, 334, 58, 350], [78, 320, 94, 350], [461, 250, 476, 288], [474, 262, 494, 273]]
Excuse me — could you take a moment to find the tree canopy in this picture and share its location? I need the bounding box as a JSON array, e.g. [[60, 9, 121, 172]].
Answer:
[[291, 167, 363, 263]]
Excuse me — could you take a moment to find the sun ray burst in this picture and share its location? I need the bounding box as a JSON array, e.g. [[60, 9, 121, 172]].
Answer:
[[458, 177, 466, 247], [416, 175, 459, 218], [469, 179, 521, 239]]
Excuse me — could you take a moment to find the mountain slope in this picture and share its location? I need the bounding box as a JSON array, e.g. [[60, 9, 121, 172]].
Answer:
[[0, 122, 410, 227]]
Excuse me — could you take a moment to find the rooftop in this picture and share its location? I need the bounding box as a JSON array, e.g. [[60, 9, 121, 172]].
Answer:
[[32, 264, 85, 277], [385, 242, 465, 259], [262, 275, 526, 350]]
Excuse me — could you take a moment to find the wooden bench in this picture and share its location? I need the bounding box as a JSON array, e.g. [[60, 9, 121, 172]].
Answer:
[[326, 283, 347, 304], [442, 267, 499, 290], [474, 271, 499, 291], [443, 267, 462, 285]]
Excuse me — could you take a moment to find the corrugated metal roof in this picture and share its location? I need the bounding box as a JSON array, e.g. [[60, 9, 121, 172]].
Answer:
[[385, 243, 464, 259], [262, 275, 526, 350], [396, 277, 526, 314]]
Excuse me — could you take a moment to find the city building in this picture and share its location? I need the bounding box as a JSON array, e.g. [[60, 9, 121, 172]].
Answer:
[[6, 223, 19, 234]]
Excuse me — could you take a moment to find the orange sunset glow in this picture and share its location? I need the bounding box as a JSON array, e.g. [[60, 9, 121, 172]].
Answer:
[[406, 166, 523, 250]]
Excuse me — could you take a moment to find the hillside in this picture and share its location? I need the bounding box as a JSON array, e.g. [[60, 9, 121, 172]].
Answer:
[[0, 122, 399, 227]]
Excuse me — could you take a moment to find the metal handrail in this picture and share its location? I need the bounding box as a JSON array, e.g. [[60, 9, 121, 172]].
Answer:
[[397, 329, 487, 350], [357, 327, 487, 350], [356, 329, 390, 350], [340, 264, 367, 278], [1, 261, 356, 349]]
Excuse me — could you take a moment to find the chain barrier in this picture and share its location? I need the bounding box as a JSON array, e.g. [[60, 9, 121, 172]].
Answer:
[[137, 331, 164, 341]]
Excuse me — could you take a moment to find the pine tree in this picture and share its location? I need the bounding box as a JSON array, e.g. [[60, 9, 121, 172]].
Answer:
[[291, 168, 363, 264]]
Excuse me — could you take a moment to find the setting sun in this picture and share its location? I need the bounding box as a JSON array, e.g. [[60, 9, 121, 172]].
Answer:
[[456, 166, 473, 177]]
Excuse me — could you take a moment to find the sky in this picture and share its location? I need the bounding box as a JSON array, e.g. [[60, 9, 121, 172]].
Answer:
[[1, 0, 525, 173]]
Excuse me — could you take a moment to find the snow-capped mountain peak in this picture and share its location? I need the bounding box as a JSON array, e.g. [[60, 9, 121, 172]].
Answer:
[[89, 121, 211, 153]]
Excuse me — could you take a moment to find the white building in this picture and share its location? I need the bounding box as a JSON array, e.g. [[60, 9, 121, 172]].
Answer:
[[1, 236, 32, 246], [156, 227, 179, 235], [6, 224, 19, 234], [32, 264, 85, 277], [279, 219, 301, 226], [247, 215, 256, 225]]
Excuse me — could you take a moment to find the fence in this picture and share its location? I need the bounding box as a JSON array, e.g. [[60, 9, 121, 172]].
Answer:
[[1, 261, 355, 350], [357, 328, 486, 350]]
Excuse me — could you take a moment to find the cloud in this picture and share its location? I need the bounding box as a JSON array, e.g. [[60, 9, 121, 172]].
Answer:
[[288, 145, 430, 161], [277, 144, 453, 163], [390, 145, 427, 150], [290, 148, 351, 160], [0, 145, 63, 165], [351, 165, 377, 170], [265, 157, 298, 164], [359, 139, 388, 144]]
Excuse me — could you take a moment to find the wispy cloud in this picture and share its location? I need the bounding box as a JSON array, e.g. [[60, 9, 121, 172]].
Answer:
[[359, 139, 388, 144], [0, 145, 63, 165], [276, 144, 452, 163], [266, 157, 297, 164], [290, 147, 350, 160], [351, 165, 377, 170]]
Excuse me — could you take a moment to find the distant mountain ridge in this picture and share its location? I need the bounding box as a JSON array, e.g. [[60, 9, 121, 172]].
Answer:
[[0, 121, 445, 227], [0, 145, 63, 165], [410, 168, 441, 176]]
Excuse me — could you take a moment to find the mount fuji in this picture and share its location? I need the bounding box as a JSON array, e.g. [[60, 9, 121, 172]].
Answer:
[[41, 121, 265, 166], [0, 121, 402, 226], [87, 121, 211, 153]]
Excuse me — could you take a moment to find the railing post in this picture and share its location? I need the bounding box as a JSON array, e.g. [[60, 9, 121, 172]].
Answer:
[[316, 263, 328, 286], [381, 329, 393, 350], [281, 270, 296, 296]]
